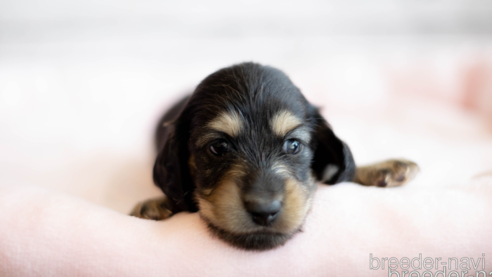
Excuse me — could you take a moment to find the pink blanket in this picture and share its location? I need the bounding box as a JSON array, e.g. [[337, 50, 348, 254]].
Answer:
[[1, 178, 492, 277]]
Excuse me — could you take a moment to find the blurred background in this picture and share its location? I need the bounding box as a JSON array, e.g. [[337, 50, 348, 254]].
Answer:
[[1, 0, 492, 213]]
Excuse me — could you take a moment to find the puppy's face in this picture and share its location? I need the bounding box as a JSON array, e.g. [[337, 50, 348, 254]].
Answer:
[[191, 103, 317, 250], [154, 63, 355, 250]]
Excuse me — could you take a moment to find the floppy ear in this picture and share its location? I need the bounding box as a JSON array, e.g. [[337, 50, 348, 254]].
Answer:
[[153, 117, 198, 214], [309, 106, 356, 184]]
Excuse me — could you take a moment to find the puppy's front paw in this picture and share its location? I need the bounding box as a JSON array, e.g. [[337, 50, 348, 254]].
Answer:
[[355, 159, 419, 187], [130, 197, 172, 220]]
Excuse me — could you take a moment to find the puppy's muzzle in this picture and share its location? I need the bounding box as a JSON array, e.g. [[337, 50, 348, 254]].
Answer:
[[244, 199, 282, 226], [242, 170, 285, 226]]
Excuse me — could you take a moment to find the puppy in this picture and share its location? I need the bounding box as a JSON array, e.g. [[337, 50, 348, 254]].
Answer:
[[131, 62, 418, 251]]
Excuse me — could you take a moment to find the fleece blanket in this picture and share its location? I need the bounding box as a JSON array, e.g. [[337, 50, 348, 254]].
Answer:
[[1, 177, 492, 277]]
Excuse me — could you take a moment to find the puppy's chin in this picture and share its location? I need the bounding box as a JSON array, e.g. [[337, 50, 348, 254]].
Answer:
[[202, 217, 302, 251]]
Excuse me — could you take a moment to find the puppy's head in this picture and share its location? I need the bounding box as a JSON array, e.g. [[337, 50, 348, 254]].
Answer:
[[154, 63, 355, 250]]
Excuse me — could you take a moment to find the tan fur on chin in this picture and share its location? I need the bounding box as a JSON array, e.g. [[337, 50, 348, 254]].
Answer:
[[196, 168, 315, 238]]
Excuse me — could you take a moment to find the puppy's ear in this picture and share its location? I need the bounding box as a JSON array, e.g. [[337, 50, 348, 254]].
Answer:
[[153, 120, 198, 214], [309, 106, 356, 184]]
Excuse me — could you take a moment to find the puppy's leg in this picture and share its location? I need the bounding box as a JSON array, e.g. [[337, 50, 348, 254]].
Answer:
[[130, 196, 173, 220], [353, 159, 419, 187]]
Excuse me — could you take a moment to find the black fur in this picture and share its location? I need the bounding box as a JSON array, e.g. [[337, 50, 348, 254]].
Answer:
[[205, 218, 300, 251]]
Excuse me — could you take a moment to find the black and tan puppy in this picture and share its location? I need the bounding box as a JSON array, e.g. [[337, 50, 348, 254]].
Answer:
[[131, 62, 418, 251]]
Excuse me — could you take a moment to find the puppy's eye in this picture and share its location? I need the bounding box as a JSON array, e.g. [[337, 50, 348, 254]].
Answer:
[[283, 139, 301, 155], [210, 140, 228, 156]]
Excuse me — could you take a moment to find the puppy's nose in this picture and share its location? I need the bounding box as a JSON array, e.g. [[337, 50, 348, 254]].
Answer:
[[245, 200, 282, 226]]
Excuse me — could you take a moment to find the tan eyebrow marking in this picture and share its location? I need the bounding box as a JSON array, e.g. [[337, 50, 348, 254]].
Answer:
[[271, 161, 292, 177], [207, 111, 243, 137], [270, 110, 302, 137]]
